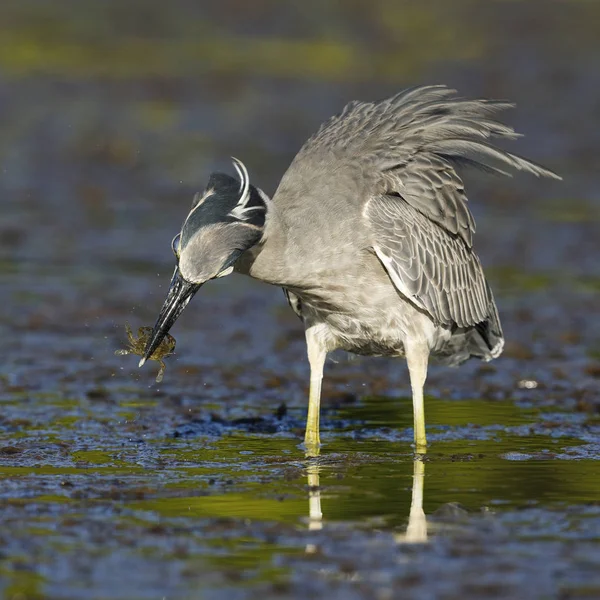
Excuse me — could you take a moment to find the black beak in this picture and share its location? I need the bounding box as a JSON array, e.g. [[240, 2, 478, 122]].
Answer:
[[139, 267, 201, 367]]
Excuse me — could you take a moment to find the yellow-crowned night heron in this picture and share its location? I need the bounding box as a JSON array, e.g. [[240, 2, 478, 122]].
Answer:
[[140, 85, 559, 452]]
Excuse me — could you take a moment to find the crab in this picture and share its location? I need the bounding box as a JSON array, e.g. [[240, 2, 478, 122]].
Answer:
[[115, 323, 176, 383]]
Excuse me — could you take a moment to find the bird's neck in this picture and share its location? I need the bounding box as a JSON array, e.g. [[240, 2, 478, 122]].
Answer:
[[234, 202, 290, 286]]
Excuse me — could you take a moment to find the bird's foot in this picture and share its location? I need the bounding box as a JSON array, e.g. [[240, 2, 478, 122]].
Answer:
[[413, 438, 428, 455], [303, 431, 321, 458]]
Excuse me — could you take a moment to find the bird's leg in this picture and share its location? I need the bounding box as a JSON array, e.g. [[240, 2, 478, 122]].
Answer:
[[405, 341, 429, 453], [304, 325, 327, 453]]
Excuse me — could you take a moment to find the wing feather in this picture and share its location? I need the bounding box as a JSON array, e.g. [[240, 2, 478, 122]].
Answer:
[[368, 195, 492, 329], [277, 85, 554, 351], [291, 85, 559, 249]]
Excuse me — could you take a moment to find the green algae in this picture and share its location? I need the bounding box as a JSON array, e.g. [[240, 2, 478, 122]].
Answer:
[[335, 395, 542, 432], [0, 3, 485, 82], [1, 569, 45, 600], [128, 493, 308, 523], [71, 450, 122, 465]]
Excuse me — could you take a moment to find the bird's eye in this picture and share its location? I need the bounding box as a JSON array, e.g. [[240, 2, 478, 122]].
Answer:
[[171, 233, 181, 257]]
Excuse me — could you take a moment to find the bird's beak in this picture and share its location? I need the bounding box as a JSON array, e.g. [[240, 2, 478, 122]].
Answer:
[[140, 267, 201, 367]]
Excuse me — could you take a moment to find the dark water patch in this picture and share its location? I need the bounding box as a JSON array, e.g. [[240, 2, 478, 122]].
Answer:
[[171, 409, 305, 439]]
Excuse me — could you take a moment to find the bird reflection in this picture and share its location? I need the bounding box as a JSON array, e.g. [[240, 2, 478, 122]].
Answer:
[[307, 462, 323, 531], [304, 458, 322, 554], [396, 457, 428, 543], [303, 452, 428, 546]]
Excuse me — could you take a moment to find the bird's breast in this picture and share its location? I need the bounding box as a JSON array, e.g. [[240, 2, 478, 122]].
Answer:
[[293, 272, 438, 357]]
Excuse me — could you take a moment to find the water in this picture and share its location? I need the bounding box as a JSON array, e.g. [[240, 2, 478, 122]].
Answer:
[[2, 390, 599, 598], [1, 0, 600, 598]]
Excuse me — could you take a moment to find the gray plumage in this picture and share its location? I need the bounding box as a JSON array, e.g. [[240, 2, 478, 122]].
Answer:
[[250, 86, 557, 345], [143, 85, 560, 452]]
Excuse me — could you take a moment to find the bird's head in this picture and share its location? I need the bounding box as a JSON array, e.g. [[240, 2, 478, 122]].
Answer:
[[140, 159, 268, 367]]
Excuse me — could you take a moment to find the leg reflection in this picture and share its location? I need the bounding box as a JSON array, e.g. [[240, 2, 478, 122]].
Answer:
[[307, 462, 323, 532], [305, 461, 322, 554], [396, 456, 428, 543]]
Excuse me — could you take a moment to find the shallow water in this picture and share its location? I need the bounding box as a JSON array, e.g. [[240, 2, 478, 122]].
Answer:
[[1, 0, 600, 598], [2, 387, 600, 598]]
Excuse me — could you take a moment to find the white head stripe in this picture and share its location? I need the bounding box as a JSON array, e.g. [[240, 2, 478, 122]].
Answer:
[[231, 157, 250, 210]]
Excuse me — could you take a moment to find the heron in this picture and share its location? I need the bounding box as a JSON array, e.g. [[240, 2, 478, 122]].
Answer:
[[140, 85, 559, 453]]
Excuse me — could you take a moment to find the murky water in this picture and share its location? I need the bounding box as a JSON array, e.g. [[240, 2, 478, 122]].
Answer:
[[2, 390, 600, 598], [1, 1, 600, 598]]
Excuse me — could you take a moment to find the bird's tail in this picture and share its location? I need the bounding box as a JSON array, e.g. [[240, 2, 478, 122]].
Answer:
[[438, 280, 504, 366]]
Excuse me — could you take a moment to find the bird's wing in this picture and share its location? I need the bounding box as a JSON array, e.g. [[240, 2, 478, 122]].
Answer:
[[366, 194, 494, 328], [293, 85, 560, 248]]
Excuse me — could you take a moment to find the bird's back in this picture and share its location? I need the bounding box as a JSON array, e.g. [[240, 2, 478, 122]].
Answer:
[[251, 86, 559, 362]]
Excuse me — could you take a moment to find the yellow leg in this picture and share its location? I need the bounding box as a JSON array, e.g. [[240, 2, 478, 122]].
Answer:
[[305, 376, 322, 449], [304, 325, 327, 452], [405, 341, 429, 453]]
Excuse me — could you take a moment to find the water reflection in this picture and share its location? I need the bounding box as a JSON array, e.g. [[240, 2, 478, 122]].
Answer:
[[304, 455, 428, 546], [307, 462, 323, 532], [305, 461, 323, 554], [396, 457, 428, 544]]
